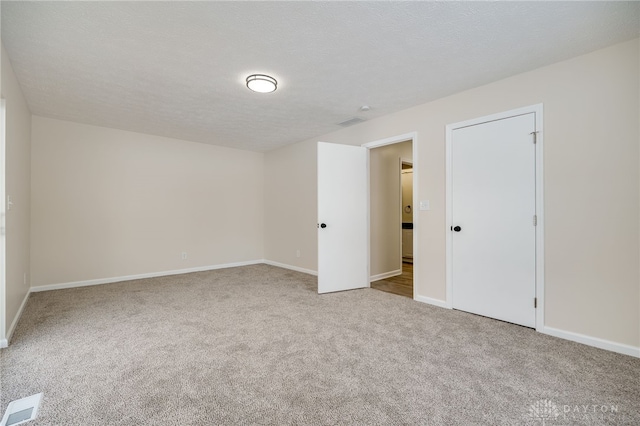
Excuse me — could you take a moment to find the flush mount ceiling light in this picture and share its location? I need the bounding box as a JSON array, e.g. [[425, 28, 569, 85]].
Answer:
[[246, 74, 277, 93]]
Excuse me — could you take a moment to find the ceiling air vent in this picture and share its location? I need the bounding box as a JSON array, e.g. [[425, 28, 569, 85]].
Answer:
[[337, 117, 366, 127]]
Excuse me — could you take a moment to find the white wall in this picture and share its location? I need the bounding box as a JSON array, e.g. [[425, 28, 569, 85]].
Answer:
[[264, 141, 317, 272], [370, 141, 412, 277], [31, 117, 264, 287], [1, 43, 32, 343], [264, 39, 640, 350]]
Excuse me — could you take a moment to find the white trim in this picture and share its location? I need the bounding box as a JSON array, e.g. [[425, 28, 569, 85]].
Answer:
[[411, 138, 417, 301], [1, 288, 30, 348], [362, 132, 419, 300], [445, 104, 544, 327], [362, 132, 417, 150], [366, 146, 371, 288], [0, 98, 6, 344], [398, 158, 404, 274], [370, 269, 402, 283], [30, 260, 264, 292], [262, 260, 317, 276], [414, 295, 449, 309], [533, 106, 545, 332], [542, 326, 640, 358], [445, 122, 453, 309], [447, 105, 542, 129]]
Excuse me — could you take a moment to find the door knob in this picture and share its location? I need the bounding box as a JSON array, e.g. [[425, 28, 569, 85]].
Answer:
[[319, 223, 327, 229], [452, 226, 461, 232]]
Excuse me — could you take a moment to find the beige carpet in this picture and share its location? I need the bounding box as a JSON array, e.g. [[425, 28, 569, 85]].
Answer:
[[1, 264, 639, 425]]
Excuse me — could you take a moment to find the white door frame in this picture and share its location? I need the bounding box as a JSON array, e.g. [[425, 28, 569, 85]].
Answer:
[[0, 98, 6, 346], [362, 132, 418, 300], [445, 104, 544, 331]]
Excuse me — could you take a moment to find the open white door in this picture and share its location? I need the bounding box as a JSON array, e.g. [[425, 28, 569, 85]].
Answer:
[[317, 142, 368, 294]]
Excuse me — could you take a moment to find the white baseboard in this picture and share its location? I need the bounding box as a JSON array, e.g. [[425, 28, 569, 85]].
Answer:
[[414, 295, 450, 309], [1, 289, 31, 348], [30, 260, 264, 293], [262, 260, 317, 276], [542, 326, 639, 358], [370, 269, 402, 283]]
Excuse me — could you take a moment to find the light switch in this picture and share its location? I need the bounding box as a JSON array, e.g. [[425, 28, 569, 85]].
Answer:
[[419, 200, 430, 211]]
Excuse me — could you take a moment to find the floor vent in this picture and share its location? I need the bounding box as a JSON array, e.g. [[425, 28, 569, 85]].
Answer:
[[0, 393, 42, 426], [337, 117, 366, 127]]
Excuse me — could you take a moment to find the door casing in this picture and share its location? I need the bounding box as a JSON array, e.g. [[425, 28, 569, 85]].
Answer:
[[445, 104, 544, 331], [0, 98, 6, 346]]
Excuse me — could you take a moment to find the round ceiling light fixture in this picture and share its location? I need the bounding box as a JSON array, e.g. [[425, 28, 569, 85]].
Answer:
[[246, 74, 277, 93]]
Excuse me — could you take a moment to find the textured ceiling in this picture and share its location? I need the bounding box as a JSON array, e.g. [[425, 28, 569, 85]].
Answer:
[[1, 1, 639, 152]]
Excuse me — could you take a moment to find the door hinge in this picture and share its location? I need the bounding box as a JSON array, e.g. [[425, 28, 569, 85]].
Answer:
[[530, 131, 539, 144], [534, 298, 537, 308], [533, 215, 537, 226]]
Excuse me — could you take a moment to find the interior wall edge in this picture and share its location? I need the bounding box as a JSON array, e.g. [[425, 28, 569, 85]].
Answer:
[[2, 287, 30, 347]]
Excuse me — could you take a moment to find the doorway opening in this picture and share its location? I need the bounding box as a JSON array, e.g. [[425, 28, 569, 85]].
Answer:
[[363, 134, 417, 299], [401, 161, 413, 266]]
